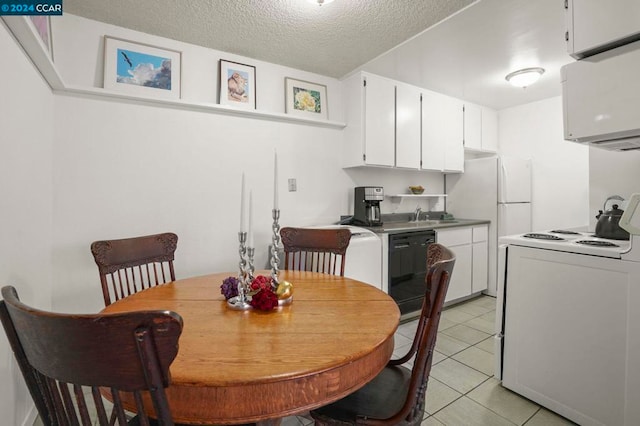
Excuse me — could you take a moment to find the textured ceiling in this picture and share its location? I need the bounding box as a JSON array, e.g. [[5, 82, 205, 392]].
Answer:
[[63, 0, 572, 110], [361, 0, 572, 110], [63, 0, 476, 78]]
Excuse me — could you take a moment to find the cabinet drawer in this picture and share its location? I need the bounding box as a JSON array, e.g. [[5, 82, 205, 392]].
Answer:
[[472, 225, 488, 243], [437, 227, 472, 247]]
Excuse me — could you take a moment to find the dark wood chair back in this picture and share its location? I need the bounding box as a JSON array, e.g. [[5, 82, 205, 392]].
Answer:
[[310, 243, 455, 425], [0, 285, 183, 426], [91, 232, 178, 306], [280, 227, 352, 276]]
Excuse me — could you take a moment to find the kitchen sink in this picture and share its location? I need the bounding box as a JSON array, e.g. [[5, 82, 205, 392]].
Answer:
[[409, 220, 459, 225], [379, 220, 459, 232]]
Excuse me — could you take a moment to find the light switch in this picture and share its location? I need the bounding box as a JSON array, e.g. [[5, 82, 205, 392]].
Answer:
[[288, 178, 297, 192]]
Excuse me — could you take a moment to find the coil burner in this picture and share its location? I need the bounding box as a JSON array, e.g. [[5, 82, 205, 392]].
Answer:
[[522, 233, 565, 241], [550, 230, 582, 235], [575, 240, 619, 247]]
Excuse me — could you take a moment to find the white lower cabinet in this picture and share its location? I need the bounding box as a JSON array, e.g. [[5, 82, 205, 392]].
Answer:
[[472, 225, 488, 293], [437, 224, 488, 303]]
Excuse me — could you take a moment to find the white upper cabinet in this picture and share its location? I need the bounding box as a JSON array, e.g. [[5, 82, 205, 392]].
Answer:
[[343, 71, 492, 172], [481, 107, 498, 152], [363, 73, 396, 166], [395, 82, 422, 169], [463, 103, 482, 150], [342, 72, 395, 167], [464, 103, 497, 153], [421, 90, 446, 171], [566, 0, 640, 59], [422, 90, 464, 173]]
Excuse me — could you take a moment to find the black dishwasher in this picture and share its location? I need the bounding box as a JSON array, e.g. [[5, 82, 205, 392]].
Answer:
[[389, 230, 436, 315]]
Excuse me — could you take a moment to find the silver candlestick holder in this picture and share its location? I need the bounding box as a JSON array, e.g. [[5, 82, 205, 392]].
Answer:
[[247, 246, 255, 281], [270, 208, 281, 285], [227, 231, 252, 310]]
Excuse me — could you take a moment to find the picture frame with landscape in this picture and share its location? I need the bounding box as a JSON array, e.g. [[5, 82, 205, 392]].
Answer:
[[103, 36, 181, 99], [219, 59, 256, 109], [284, 77, 328, 120]]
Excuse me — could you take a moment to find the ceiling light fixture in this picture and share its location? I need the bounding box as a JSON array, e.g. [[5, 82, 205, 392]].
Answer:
[[308, 0, 335, 5], [505, 67, 545, 88]]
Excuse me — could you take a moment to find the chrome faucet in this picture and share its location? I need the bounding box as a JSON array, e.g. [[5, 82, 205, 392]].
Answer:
[[414, 205, 422, 221]]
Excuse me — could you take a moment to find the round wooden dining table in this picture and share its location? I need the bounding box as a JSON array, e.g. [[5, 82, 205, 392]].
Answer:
[[101, 270, 400, 425]]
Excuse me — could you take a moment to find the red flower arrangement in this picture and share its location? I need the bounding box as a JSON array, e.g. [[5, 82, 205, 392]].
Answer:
[[250, 275, 273, 292], [250, 287, 279, 311], [248, 275, 278, 311]]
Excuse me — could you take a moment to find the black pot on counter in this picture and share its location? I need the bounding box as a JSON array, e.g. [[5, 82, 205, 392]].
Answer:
[[595, 196, 630, 240]]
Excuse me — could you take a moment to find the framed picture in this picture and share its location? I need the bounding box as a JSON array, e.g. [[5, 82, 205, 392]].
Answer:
[[28, 16, 53, 59], [103, 36, 181, 100], [285, 77, 328, 120], [219, 60, 256, 109]]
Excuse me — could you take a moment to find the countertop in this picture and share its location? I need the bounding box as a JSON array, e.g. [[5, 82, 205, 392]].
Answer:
[[361, 218, 490, 235]]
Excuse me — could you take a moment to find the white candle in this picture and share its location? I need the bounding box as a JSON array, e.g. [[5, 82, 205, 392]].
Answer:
[[248, 190, 254, 247], [273, 150, 279, 210], [240, 172, 246, 233]]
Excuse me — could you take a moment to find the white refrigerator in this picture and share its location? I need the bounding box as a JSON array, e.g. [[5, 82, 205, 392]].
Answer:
[[445, 156, 532, 296]]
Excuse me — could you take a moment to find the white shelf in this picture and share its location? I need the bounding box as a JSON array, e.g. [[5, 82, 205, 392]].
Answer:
[[4, 16, 346, 130], [57, 85, 346, 129], [389, 194, 447, 198]]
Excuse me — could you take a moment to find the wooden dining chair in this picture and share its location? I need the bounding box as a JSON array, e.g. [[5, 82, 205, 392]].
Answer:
[[0, 285, 183, 426], [280, 227, 352, 276], [310, 243, 455, 426], [91, 232, 178, 306]]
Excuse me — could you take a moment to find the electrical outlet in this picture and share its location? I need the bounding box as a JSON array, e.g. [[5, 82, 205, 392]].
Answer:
[[288, 178, 297, 192]]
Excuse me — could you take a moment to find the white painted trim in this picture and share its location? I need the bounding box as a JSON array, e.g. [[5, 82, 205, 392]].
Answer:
[[1, 16, 64, 90]]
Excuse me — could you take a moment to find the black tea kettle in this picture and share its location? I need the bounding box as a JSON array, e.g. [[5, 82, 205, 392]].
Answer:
[[595, 195, 630, 240]]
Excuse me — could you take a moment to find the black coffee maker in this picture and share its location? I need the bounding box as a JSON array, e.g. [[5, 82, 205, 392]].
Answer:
[[353, 186, 384, 226]]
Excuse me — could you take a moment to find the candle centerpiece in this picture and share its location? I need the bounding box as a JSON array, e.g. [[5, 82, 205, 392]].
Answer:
[[247, 190, 255, 280], [269, 150, 293, 306], [222, 155, 293, 311], [227, 173, 252, 310], [270, 151, 281, 286]]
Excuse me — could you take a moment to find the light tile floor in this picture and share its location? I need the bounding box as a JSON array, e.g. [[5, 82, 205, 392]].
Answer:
[[406, 295, 576, 426], [34, 296, 577, 426], [281, 296, 578, 426]]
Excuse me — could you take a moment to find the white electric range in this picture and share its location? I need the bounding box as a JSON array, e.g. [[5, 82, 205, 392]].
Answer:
[[498, 229, 631, 258], [495, 206, 640, 426]]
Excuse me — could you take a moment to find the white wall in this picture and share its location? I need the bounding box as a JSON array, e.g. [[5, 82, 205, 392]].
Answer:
[[589, 148, 640, 230], [345, 167, 445, 215], [49, 15, 360, 313], [51, 95, 353, 312], [0, 21, 54, 426], [499, 96, 590, 230], [45, 15, 451, 313]]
